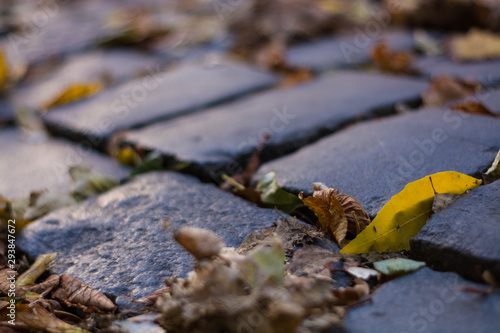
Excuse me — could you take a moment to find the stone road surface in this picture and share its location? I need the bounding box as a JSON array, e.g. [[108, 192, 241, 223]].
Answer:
[[1, 3, 499, 331]]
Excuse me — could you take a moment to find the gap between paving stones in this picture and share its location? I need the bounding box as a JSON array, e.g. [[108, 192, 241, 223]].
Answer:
[[123, 71, 427, 188]]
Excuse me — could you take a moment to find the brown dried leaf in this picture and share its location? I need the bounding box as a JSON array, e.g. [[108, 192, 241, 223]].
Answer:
[[300, 189, 348, 246], [51, 274, 116, 312], [134, 287, 170, 306], [370, 42, 416, 75], [422, 75, 480, 107], [451, 101, 498, 117], [450, 29, 500, 61], [16, 304, 90, 333], [332, 278, 370, 306], [24, 274, 60, 296], [335, 193, 371, 236], [173, 226, 225, 261]]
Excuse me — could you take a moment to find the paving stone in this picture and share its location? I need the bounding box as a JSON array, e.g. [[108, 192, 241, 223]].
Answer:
[[455, 88, 500, 116], [286, 30, 415, 71], [0, 127, 128, 199], [0, 98, 14, 125], [13, 50, 161, 111], [42, 62, 278, 150], [17, 172, 282, 307], [342, 267, 500, 333], [410, 180, 500, 282], [254, 108, 500, 217], [414, 56, 500, 87], [125, 71, 427, 182]]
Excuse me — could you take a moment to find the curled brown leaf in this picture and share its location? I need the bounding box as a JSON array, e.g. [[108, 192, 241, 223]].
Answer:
[[51, 274, 116, 312], [422, 75, 480, 107]]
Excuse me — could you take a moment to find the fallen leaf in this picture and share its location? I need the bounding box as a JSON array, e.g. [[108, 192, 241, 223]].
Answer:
[[370, 42, 416, 75], [332, 278, 369, 306], [248, 243, 285, 286], [0, 50, 6, 88], [115, 146, 142, 167], [422, 75, 480, 107], [129, 151, 190, 177], [51, 274, 116, 312], [257, 171, 304, 214], [345, 267, 379, 280], [300, 185, 370, 246], [484, 149, 500, 184], [341, 171, 482, 254], [134, 288, 170, 306], [451, 101, 498, 117], [43, 82, 102, 111], [17, 253, 57, 286], [69, 166, 119, 201], [450, 29, 500, 61], [16, 304, 90, 333], [373, 258, 426, 277], [299, 189, 348, 246], [173, 226, 225, 261]]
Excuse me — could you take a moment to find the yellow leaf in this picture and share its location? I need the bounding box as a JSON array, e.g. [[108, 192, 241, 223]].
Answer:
[[43, 82, 102, 111], [450, 29, 500, 61], [341, 171, 482, 254]]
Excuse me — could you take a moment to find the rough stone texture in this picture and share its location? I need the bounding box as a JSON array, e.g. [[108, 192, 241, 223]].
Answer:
[[411, 180, 500, 282], [255, 108, 500, 217], [43, 62, 278, 150], [17, 172, 282, 307], [343, 267, 500, 333], [13, 50, 160, 111], [125, 71, 427, 181], [0, 128, 128, 198], [415, 56, 500, 87], [286, 30, 415, 71]]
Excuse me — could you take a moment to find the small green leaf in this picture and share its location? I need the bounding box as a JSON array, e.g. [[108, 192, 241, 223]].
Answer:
[[17, 253, 57, 286], [374, 258, 426, 277], [256, 171, 303, 214], [250, 244, 285, 286]]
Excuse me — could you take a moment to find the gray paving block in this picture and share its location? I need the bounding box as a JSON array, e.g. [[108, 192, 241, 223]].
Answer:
[[13, 50, 160, 111], [125, 71, 427, 182], [254, 108, 500, 217], [411, 180, 500, 282], [287, 30, 415, 71], [0, 98, 14, 125], [17, 172, 282, 307], [343, 267, 500, 333], [0, 128, 128, 199], [415, 56, 500, 87], [43, 62, 278, 150]]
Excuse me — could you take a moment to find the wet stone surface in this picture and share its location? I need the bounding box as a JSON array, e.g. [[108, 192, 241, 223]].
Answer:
[[286, 30, 415, 71], [411, 180, 500, 282], [343, 267, 500, 333], [17, 172, 282, 307], [254, 108, 500, 217], [43, 62, 278, 150], [125, 71, 427, 182], [0, 127, 128, 199]]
